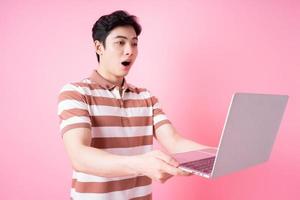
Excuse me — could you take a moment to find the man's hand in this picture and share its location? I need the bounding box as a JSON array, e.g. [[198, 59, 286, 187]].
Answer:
[[132, 150, 190, 183]]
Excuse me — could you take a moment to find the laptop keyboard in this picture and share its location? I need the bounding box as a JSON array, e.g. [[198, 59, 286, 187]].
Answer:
[[179, 157, 215, 174]]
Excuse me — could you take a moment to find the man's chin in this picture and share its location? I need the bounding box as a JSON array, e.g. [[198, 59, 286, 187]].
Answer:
[[116, 71, 129, 78], [118, 70, 130, 76]]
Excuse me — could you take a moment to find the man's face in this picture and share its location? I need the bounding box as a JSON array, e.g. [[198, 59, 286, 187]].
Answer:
[[96, 26, 138, 79]]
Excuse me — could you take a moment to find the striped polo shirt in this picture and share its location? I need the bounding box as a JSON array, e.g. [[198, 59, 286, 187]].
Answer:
[[58, 70, 171, 200]]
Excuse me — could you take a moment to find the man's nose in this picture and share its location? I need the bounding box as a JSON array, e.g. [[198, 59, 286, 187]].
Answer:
[[124, 44, 133, 55]]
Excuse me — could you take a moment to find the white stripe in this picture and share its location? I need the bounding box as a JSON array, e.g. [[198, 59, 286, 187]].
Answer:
[[123, 91, 151, 100], [90, 105, 152, 117], [153, 102, 161, 110], [104, 145, 153, 156], [58, 100, 88, 115], [92, 126, 153, 138], [61, 83, 151, 100], [79, 89, 149, 100], [154, 114, 168, 125], [82, 79, 92, 84], [60, 83, 79, 93], [88, 88, 115, 98], [72, 171, 140, 183], [61, 84, 115, 98], [70, 185, 152, 200], [60, 116, 91, 130], [59, 100, 153, 117]]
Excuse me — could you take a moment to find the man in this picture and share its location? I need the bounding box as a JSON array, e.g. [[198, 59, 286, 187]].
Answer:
[[58, 10, 208, 200]]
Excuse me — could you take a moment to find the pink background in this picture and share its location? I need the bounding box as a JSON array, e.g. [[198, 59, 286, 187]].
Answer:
[[1, 0, 299, 199]]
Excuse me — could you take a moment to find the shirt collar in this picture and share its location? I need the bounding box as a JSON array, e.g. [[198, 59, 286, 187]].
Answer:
[[89, 70, 136, 92]]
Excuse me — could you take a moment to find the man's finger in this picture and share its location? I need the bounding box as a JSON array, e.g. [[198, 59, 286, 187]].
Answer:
[[160, 161, 182, 176], [155, 151, 179, 166]]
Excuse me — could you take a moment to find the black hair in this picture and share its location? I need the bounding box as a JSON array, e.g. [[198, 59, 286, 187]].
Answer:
[[92, 10, 142, 63]]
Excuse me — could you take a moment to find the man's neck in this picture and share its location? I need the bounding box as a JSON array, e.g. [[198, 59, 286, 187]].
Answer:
[[96, 67, 124, 87]]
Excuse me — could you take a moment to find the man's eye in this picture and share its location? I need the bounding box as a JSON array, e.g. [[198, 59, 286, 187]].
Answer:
[[132, 43, 138, 47], [117, 41, 125, 45]]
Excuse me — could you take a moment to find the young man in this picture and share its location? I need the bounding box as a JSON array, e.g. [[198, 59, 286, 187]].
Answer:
[[58, 10, 207, 200]]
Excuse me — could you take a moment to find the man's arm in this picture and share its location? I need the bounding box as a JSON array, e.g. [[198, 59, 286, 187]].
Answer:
[[62, 127, 186, 182], [155, 123, 210, 154]]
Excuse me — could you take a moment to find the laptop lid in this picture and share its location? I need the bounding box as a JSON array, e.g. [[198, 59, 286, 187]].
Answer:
[[211, 93, 288, 178]]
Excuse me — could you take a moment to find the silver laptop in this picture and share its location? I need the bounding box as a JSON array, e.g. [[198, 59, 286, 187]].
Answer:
[[173, 93, 288, 179]]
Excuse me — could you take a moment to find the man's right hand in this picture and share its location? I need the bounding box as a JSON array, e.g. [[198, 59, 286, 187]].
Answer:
[[131, 150, 189, 183]]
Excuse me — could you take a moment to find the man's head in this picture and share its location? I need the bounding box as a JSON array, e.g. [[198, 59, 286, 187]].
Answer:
[[92, 10, 141, 81], [92, 10, 141, 62]]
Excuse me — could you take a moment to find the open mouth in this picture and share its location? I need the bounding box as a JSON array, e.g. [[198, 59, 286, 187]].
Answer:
[[121, 61, 131, 67]]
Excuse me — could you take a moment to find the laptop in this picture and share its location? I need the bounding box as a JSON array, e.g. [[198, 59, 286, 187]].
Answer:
[[172, 93, 288, 179]]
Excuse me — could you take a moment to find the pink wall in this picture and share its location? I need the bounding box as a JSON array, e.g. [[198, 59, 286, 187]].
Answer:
[[1, 0, 299, 199]]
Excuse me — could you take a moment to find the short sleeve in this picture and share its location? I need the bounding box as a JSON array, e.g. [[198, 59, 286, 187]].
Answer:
[[57, 83, 91, 136], [150, 94, 171, 134]]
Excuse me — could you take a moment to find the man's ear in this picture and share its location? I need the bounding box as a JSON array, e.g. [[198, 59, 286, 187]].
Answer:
[[94, 40, 104, 55]]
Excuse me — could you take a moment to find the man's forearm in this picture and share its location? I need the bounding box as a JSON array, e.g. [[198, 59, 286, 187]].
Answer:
[[69, 145, 186, 182], [71, 145, 140, 178]]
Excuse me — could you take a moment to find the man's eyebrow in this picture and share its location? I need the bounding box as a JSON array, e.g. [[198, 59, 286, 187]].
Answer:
[[114, 35, 138, 40]]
